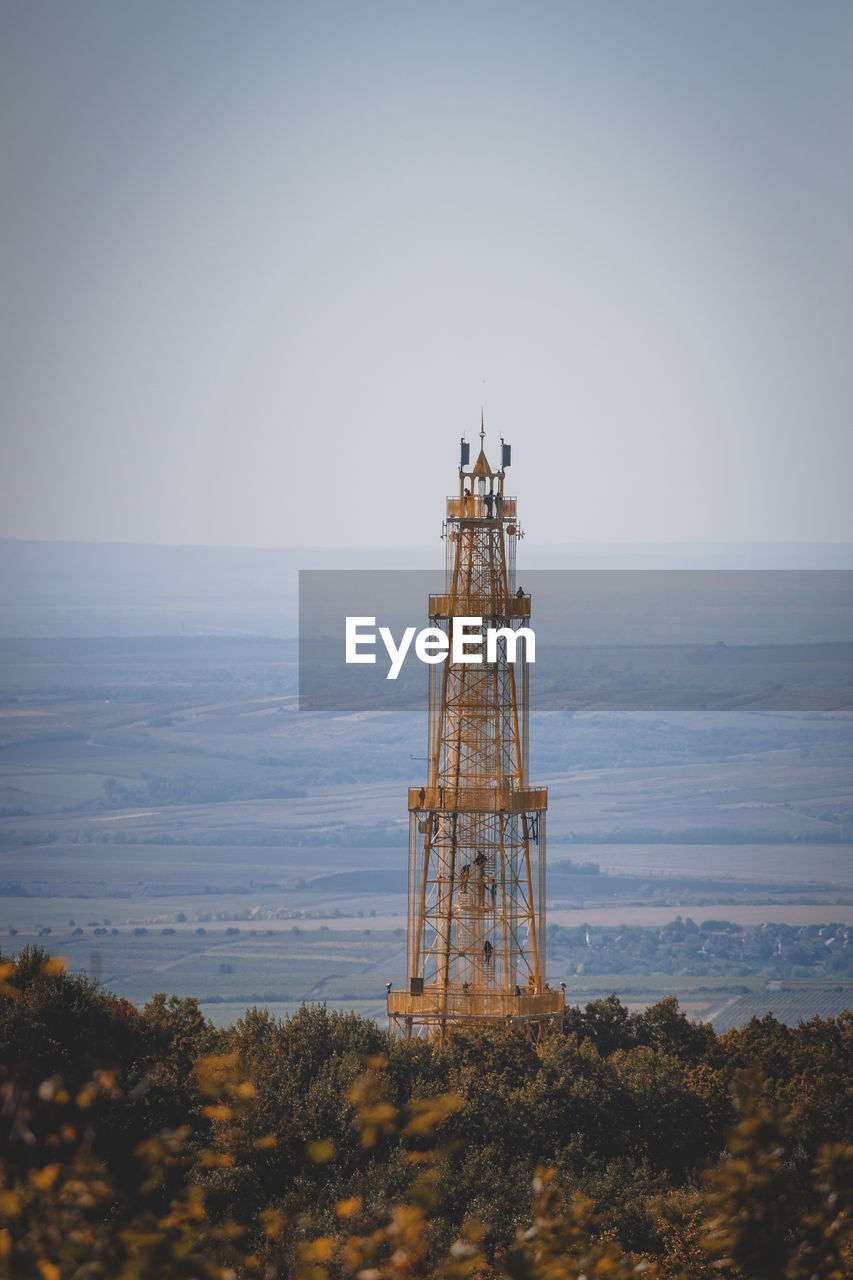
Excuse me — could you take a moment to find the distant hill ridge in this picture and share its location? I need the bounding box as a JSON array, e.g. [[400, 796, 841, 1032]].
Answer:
[[1, 537, 852, 639]]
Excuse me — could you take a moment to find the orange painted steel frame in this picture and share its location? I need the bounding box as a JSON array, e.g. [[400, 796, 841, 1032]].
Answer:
[[388, 431, 562, 1038]]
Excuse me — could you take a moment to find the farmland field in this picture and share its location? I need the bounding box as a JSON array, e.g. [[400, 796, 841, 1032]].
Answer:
[[1, 628, 851, 1028]]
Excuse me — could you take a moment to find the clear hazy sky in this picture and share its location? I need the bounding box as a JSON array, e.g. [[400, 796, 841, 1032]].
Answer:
[[2, 1, 851, 549]]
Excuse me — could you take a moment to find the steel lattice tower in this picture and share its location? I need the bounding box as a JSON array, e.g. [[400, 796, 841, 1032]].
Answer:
[[388, 426, 563, 1037]]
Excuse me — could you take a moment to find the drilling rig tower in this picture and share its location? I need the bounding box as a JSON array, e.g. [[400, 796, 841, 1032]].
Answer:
[[387, 425, 563, 1038]]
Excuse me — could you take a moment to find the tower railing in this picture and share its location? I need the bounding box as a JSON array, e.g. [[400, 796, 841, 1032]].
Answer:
[[387, 987, 564, 1021], [407, 786, 547, 813], [428, 593, 529, 619], [446, 495, 517, 520]]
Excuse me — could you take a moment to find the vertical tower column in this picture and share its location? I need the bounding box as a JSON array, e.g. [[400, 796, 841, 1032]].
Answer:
[[389, 428, 562, 1037]]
